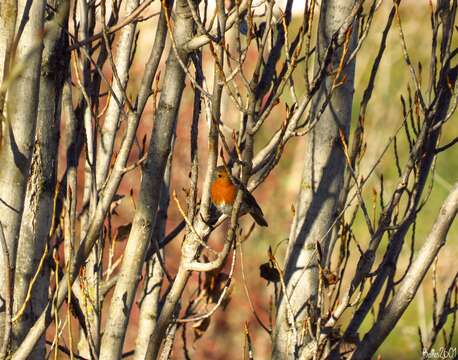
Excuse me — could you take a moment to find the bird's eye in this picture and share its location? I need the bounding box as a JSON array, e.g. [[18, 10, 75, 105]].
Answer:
[[218, 174, 222, 178]]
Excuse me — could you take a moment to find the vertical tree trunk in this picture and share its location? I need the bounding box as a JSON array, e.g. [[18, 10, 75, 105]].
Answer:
[[273, 1, 358, 358], [11, 2, 68, 357], [0, 0, 16, 86], [133, 150, 172, 359], [95, 0, 139, 190], [76, 0, 100, 354], [0, 0, 45, 350], [77, 0, 140, 355]]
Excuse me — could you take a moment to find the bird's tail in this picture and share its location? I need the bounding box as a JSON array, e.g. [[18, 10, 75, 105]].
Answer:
[[250, 209, 268, 227]]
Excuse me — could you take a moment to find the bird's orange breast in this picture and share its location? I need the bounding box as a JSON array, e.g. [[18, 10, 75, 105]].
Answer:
[[211, 178, 237, 206]]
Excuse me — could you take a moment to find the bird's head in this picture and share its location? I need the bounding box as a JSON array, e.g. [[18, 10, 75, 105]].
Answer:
[[214, 166, 231, 182]]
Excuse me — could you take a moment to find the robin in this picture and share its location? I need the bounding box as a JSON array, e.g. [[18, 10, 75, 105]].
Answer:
[[210, 166, 268, 227]]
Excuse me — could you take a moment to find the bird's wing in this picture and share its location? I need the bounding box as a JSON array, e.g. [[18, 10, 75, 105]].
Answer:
[[241, 186, 268, 227]]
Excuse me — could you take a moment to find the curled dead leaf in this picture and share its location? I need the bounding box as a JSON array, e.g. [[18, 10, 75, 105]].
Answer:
[[259, 262, 280, 283]]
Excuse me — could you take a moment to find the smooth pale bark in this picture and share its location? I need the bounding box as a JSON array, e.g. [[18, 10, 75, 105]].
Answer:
[[82, 0, 140, 347], [351, 182, 458, 360], [133, 150, 172, 359], [79, 11, 139, 344], [0, 0, 45, 350], [0, 0, 16, 85], [95, 0, 139, 190], [76, 0, 100, 355], [0, 2, 17, 347], [273, 1, 358, 358], [98, 1, 195, 357], [11, 1, 68, 357]]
